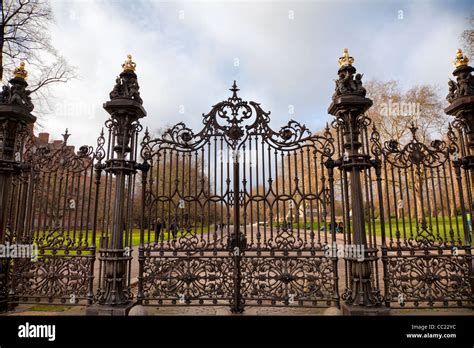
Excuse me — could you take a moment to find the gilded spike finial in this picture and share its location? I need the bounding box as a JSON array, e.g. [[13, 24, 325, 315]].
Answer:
[[338, 48, 354, 67], [13, 61, 28, 79], [122, 54, 136, 72], [453, 48, 469, 68]]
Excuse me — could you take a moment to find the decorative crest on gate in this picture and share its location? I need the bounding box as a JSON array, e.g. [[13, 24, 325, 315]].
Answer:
[[381, 123, 453, 168], [142, 81, 334, 158]]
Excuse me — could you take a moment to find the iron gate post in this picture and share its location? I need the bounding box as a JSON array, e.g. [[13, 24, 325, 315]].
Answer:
[[230, 151, 245, 313], [444, 48, 474, 295], [0, 62, 36, 312], [328, 49, 389, 315], [325, 158, 342, 308], [87, 55, 146, 315]]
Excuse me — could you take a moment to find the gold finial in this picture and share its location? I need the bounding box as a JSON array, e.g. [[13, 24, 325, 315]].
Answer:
[[338, 48, 354, 67], [121, 54, 136, 72], [453, 48, 469, 68], [13, 61, 28, 79]]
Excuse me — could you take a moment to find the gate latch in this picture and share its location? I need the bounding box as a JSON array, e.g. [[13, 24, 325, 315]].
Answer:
[[227, 232, 247, 252]]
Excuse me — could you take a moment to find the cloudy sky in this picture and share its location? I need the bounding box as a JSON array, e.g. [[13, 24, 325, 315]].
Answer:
[[40, 0, 472, 148]]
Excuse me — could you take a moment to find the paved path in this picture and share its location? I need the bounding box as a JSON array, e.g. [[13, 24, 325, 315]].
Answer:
[[4, 304, 472, 316]]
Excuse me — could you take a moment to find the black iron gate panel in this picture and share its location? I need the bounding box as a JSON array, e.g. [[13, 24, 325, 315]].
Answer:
[[239, 125, 338, 308], [6, 130, 97, 305], [370, 122, 473, 308], [138, 82, 338, 311], [138, 124, 236, 306]]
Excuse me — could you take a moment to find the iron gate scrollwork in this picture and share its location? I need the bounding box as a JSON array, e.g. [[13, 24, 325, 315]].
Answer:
[[6, 130, 97, 305], [138, 82, 339, 312], [369, 122, 473, 308]]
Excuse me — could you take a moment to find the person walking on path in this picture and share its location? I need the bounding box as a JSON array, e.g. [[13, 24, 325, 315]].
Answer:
[[154, 218, 163, 242], [337, 221, 344, 234], [170, 221, 179, 239]]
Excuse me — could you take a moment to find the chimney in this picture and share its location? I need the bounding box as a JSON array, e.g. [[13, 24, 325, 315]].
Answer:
[[38, 132, 49, 144]]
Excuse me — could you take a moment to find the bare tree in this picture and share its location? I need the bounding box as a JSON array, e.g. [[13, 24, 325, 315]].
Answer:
[[365, 79, 404, 143], [365, 79, 446, 145], [1, 0, 75, 110], [364, 79, 450, 221], [461, 11, 474, 58]]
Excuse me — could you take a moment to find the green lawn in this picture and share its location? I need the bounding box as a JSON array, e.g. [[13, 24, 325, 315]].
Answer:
[[30, 305, 71, 312], [274, 216, 470, 240], [32, 225, 216, 252], [366, 216, 468, 240], [29, 217, 471, 253], [131, 226, 216, 246]]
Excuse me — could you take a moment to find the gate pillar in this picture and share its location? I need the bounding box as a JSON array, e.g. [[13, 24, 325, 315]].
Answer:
[[444, 48, 474, 295], [328, 49, 389, 315], [87, 55, 146, 315], [0, 62, 36, 312]]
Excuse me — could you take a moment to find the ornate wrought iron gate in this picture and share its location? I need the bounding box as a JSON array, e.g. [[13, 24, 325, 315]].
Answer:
[[6, 131, 97, 305], [369, 122, 473, 308], [0, 51, 472, 315], [138, 82, 339, 311]]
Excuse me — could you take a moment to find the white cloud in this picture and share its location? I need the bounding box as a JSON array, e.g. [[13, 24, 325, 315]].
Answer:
[[39, 0, 470, 148]]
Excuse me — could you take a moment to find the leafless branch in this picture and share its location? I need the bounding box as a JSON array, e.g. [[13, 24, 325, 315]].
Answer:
[[1, 0, 76, 113]]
